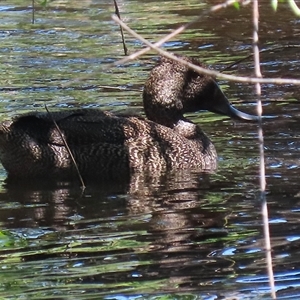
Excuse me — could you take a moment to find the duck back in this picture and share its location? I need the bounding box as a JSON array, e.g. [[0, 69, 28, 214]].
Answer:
[[0, 109, 217, 181]]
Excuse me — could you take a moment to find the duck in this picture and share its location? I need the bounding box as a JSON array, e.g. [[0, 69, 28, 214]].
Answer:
[[0, 55, 257, 182]]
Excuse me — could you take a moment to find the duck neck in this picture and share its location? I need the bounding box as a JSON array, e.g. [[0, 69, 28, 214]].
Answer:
[[146, 109, 183, 129], [146, 108, 199, 139]]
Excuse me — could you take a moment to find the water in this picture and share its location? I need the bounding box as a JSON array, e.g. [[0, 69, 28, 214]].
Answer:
[[0, 0, 300, 299]]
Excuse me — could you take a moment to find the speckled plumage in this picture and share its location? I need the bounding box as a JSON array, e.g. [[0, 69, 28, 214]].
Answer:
[[0, 56, 256, 181]]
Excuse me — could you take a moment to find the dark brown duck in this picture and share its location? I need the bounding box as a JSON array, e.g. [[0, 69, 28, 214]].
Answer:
[[0, 56, 257, 181]]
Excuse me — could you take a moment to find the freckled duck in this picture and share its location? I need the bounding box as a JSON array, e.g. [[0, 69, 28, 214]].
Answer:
[[0, 55, 257, 181]]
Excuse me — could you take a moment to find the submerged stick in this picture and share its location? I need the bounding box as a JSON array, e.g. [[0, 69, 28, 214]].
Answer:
[[45, 106, 86, 190], [113, 0, 128, 56], [252, 0, 276, 298]]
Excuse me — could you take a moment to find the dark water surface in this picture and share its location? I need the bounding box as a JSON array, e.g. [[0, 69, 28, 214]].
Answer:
[[0, 0, 300, 299]]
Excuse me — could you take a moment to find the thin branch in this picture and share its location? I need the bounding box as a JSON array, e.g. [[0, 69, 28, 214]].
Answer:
[[62, 0, 250, 88], [44, 106, 86, 190], [252, 0, 276, 298], [112, 15, 300, 86], [62, 0, 300, 88], [113, 0, 128, 56], [110, 0, 245, 66]]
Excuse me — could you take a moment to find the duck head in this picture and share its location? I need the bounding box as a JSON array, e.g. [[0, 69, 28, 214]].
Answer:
[[143, 55, 257, 127]]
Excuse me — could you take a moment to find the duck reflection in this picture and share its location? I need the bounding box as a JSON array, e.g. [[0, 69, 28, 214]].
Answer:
[[1, 170, 228, 230], [0, 169, 237, 293]]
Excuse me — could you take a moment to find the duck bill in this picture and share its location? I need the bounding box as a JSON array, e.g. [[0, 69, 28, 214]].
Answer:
[[209, 84, 258, 121], [227, 105, 258, 121]]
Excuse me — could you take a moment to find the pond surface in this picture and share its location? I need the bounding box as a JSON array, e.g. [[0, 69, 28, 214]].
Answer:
[[0, 0, 300, 299]]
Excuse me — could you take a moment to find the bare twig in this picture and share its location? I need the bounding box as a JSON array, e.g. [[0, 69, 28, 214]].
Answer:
[[63, 0, 300, 88], [252, 0, 276, 298], [63, 0, 252, 88], [44, 106, 86, 190], [111, 0, 244, 66], [112, 15, 300, 86], [113, 0, 128, 56]]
